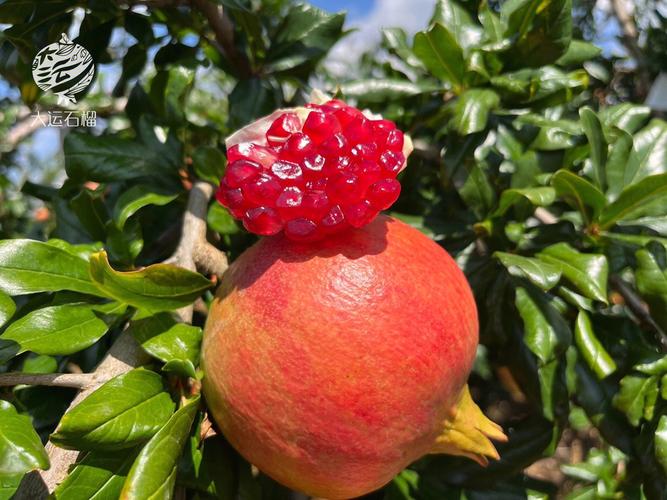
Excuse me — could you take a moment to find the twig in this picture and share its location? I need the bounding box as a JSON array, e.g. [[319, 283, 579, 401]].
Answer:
[[15, 181, 226, 498], [191, 0, 252, 78], [534, 207, 558, 225], [610, 275, 667, 353], [0, 373, 101, 389]]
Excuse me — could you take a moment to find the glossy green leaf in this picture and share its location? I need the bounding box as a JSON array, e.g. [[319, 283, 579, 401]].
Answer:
[[0, 302, 125, 360], [53, 448, 139, 500], [478, 0, 505, 42], [0, 474, 22, 500], [635, 355, 667, 376], [450, 89, 500, 135], [0, 240, 104, 297], [579, 107, 607, 190], [494, 187, 556, 216], [635, 248, 667, 332], [613, 374, 659, 426], [556, 39, 601, 66], [128, 313, 202, 368], [51, 369, 175, 451], [120, 396, 200, 499], [340, 79, 439, 103], [89, 251, 212, 313], [0, 291, 15, 328], [207, 203, 239, 235], [537, 243, 608, 303], [599, 103, 651, 133], [430, 0, 483, 49], [113, 186, 179, 230], [605, 128, 633, 201], [0, 400, 49, 476], [494, 252, 561, 291], [413, 23, 465, 89], [623, 120, 667, 186], [598, 173, 667, 229], [192, 146, 226, 185], [551, 170, 606, 223], [574, 310, 616, 379], [501, 0, 572, 68], [656, 415, 667, 476], [515, 286, 572, 364]]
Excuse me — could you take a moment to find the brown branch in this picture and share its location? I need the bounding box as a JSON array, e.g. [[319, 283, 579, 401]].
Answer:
[[191, 0, 252, 77], [610, 275, 667, 353], [15, 181, 226, 498], [0, 373, 102, 389], [610, 0, 651, 98]]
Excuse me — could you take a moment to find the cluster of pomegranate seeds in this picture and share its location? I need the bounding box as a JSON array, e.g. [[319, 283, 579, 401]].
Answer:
[[216, 99, 406, 241]]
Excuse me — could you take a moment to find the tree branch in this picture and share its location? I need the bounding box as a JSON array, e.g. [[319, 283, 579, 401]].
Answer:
[[610, 275, 667, 353], [610, 0, 651, 98], [15, 180, 226, 498], [0, 373, 102, 389]]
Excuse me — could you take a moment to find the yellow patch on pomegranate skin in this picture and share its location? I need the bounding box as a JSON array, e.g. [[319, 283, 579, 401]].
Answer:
[[202, 215, 504, 499]]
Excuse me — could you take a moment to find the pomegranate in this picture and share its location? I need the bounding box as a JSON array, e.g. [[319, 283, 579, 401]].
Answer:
[[202, 215, 506, 499], [216, 95, 413, 241]]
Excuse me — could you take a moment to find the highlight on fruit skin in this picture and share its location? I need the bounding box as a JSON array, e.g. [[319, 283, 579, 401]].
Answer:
[[215, 91, 414, 241], [202, 214, 507, 499]]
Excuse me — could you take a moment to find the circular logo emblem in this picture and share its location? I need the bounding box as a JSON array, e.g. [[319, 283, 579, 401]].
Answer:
[[31, 33, 95, 105]]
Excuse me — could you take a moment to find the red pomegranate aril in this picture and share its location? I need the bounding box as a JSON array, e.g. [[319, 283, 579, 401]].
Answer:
[[227, 142, 277, 167], [325, 99, 346, 109], [334, 106, 362, 128], [321, 205, 346, 229], [266, 113, 301, 146], [271, 160, 303, 181], [306, 178, 328, 191], [321, 133, 348, 156], [367, 178, 401, 210], [345, 116, 373, 143], [216, 185, 244, 209], [285, 218, 318, 240], [379, 150, 405, 175], [276, 186, 304, 209], [243, 173, 282, 205], [328, 172, 365, 204], [302, 154, 326, 178], [281, 133, 314, 160], [386, 129, 404, 151], [226, 159, 262, 188], [324, 155, 351, 175], [350, 142, 378, 160], [301, 190, 330, 218], [243, 207, 283, 235], [303, 111, 341, 143], [344, 200, 377, 228], [358, 160, 383, 186]]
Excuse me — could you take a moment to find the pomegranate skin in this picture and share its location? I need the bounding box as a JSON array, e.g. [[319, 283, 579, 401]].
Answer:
[[202, 215, 478, 498]]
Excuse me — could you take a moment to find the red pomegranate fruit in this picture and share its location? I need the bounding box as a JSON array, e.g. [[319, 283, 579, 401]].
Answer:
[[202, 215, 506, 499], [215, 95, 413, 241]]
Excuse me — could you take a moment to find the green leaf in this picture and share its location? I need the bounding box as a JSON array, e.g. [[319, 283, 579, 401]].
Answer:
[[556, 39, 601, 66], [0, 400, 49, 476], [0, 291, 15, 328], [515, 286, 572, 364], [574, 310, 616, 379], [430, 0, 483, 49], [537, 243, 608, 303], [494, 252, 561, 291], [613, 374, 659, 426], [413, 23, 465, 90], [494, 187, 556, 216], [599, 103, 651, 134], [128, 313, 202, 369], [478, 0, 505, 42], [605, 128, 633, 201], [623, 120, 667, 186], [656, 415, 667, 476], [112, 186, 179, 230], [0, 474, 22, 500], [450, 89, 500, 135], [264, 3, 345, 75], [228, 78, 281, 129], [551, 170, 606, 224], [65, 132, 179, 183], [69, 190, 109, 242], [120, 396, 200, 500], [0, 240, 104, 297], [0, 302, 125, 360], [635, 248, 667, 332], [89, 251, 212, 313], [192, 147, 226, 186], [340, 79, 439, 103], [599, 173, 667, 229], [53, 448, 139, 500], [51, 369, 175, 451], [501, 0, 572, 68], [579, 107, 607, 190], [207, 203, 239, 235]]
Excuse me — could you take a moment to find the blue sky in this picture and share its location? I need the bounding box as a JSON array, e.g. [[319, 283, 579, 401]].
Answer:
[[310, 0, 374, 19]]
